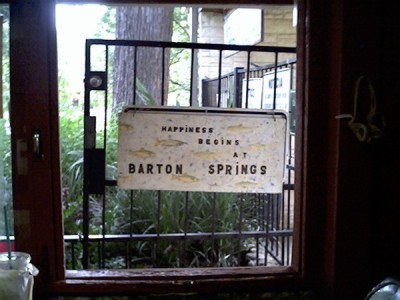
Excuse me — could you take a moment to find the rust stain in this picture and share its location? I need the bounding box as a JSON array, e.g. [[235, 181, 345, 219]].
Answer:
[[227, 124, 254, 133], [119, 123, 134, 132], [235, 181, 262, 189], [172, 173, 200, 183], [154, 138, 187, 147], [129, 148, 156, 158]]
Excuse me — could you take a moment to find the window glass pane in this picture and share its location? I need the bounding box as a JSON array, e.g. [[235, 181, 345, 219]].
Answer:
[[0, 5, 13, 254], [56, 3, 296, 271]]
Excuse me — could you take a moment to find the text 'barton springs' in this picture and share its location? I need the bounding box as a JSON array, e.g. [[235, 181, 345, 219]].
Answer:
[[128, 163, 267, 175]]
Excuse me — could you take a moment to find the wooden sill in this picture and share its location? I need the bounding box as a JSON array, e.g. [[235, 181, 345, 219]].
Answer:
[[45, 266, 301, 296]]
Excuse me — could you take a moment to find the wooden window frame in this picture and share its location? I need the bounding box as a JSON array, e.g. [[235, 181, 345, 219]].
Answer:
[[9, 0, 368, 298]]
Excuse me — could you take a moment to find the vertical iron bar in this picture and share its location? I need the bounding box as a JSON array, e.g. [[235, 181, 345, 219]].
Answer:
[[133, 46, 137, 105], [286, 192, 291, 264], [287, 134, 294, 264], [211, 192, 216, 266], [101, 45, 109, 270], [101, 194, 106, 269], [238, 194, 244, 265], [82, 40, 92, 270], [82, 194, 89, 269], [282, 234, 286, 265], [261, 193, 267, 266], [271, 195, 276, 252], [290, 62, 294, 90], [288, 63, 295, 266], [227, 74, 232, 107], [278, 192, 285, 265], [128, 190, 134, 268], [264, 195, 270, 266], [245, 51, 251, 108], [153, 190, 162, 266], [184, 192, 189, 267], [255, 194, 261, 266], [161, 47, 165, 105], [189, 48, 195, 107], [103, 45, 109, 149], [191, 8, 199, 106], [201, 79, 207, 107], [273, 52, 279, 109], [84, 40, 92, 116], [217, 49, 222, 107], [233, 67, 244, 108]]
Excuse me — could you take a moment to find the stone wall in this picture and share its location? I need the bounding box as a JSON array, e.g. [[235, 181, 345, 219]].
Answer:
[[197, 5, 296, 96]]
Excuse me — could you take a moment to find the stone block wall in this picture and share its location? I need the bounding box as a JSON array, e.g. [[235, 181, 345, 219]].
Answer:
[[197, 5, 296, 92]]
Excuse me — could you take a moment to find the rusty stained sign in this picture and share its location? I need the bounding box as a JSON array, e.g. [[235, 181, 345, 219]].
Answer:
[[117, 106, 287, 193]]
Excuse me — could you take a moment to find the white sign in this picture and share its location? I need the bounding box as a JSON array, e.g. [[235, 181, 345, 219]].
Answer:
[[262, 68, 291, 111], [117, 107, 287, 193], [242, 78, 263, 109]]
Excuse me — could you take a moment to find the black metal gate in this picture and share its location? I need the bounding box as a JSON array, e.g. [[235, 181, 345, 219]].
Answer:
[[74, 38, 296, 270]]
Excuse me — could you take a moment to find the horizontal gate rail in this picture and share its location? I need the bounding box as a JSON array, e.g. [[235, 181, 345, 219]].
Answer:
[[86, 38, 296, 53], [65, 230, 293, 242]]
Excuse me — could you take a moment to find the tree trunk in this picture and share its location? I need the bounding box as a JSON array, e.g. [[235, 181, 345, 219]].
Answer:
[[113, 6, 174, 107]]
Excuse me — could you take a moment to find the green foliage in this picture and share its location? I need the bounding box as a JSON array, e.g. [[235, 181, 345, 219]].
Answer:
[[1, 10, 10, 116], [0, 119, 12, 236], [172, 7, 190, 42], [59, 6, 264, 270], [94, 187, 254, 269], [60, 109, 261, 269], [169, 7, 191, 106], [0, 120, 11, 191], [95, 6, 116, 39], [1, 7, 12, 235], [59, 81, 84, 235], [135, 79, 157, 106]]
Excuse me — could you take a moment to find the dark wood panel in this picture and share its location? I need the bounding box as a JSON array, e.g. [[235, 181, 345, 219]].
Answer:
[[9, 0, 64, 288]]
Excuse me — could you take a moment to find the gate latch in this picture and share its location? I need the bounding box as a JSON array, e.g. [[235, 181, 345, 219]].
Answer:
[[33, 130, 44, 161]]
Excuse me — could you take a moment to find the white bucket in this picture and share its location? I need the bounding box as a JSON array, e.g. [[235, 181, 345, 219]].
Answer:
[[0, 252, 39, 300]]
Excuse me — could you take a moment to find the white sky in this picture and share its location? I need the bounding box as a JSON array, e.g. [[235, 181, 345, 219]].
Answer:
[[56, 4, 110, 94]]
